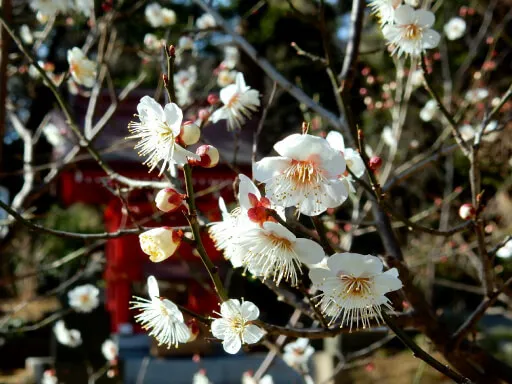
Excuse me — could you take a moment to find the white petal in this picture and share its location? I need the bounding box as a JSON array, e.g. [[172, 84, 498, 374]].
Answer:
[[211, 318, 230, 339], [242, 324, 265, 344], [223, 334, 242, 354], [220, 299, 241, 318], [175, 322, 193, 343], [147, 275, 160, 298], [161, 299, 184, 322], [163, 103, 183, 134], [309, 268, 334, 285], [253, 157, 291, 182], [415, 9, 435, 28], [422, 29, 441, 49], [262, 221, 296, 242], [327, 253, 367, 276], [210, 108, 229, 123], [219, 84, 238, 105], [393, 5, 414, 25], [238, 174, 260, 209], [235, 72, 247, 91], [240, 300, 260, 321], [373, 268, 403, 295], [326, 131, 345, 152], [294, 238, 325, 265]]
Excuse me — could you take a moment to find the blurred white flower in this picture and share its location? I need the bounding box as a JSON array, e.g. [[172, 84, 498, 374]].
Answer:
[[382, 5, 440, 57], [30, 0, 68, 16], [222, 46, 240, 69], [310, 253, 402, 329], [127, 96, 200, 172], [20, 25, 33, 44], [283, 338, 315, 369], [192, 370, 211, 384], [53, 320, 82, 347], [42, 123, 65, 147], [68, 284, 100, 313], [404, 0, 419, 6], [174, 66, 197, 106], [67, 47, 96, 87], [130, 276, 191, 348], [211, 299, 265, 354], [444, 17, 466, 41], [368, 0, 402, 25], [410, 69, 423, 88], [145, 3, 176, 27], [210, 73, 260, 130], [253, 133, 348, 216], [196, 13, 216, 29], [420, 99, 438, 122], [139, 227, 183, 262], [217, 69, 237, 87], [465, 88, 489, 103], [459, 124, 475, 141], [101, 339, 118, 362], [178, 36, 195, 50], [42, 370, 58, 384], [242, 372, 274, 384], [458, 121, 500, 143], [144, 33, 164, 52], [73, 0, 94, 17], [497, 239, 512, 259], [235, 221, 324, 286], [381, 126, 397, 147]]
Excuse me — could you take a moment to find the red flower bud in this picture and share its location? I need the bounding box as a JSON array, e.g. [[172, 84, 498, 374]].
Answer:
[[155, 188, 186, 213], [189, 145, 219, 168], [458, 203, 475, 220], [168, 45, 175, 57], [369, 156, 382, 171], [207, 94, 219, 105], [198, 109, 211, 121]]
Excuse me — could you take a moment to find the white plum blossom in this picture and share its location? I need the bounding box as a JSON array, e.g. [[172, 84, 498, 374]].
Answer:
[[420, 99, 438, 122], [368, 0, 402, 26], [41, 370, 58, 384], [139, 227, 182, 262], [42, 123, 65, 147], [458, 121, 500, 143], [196, 13, 216, 29], [242, 372, 274, 384], [193, 370, 212, 384], [283, 338, 315, 369], [497, 239, 512, 259], [68, 284, 100, 313], [145, 3, 176, 28], [101, 339, 118, 362], [67, 47, 96, 88], [410, 69, 424, 88], [174, 66, 197, 106], [178, 36, 195, 51], [144, 33, 164, 52], [130, 276, 191, 348], [310, 253, 402, 330], [254, 133, 349, 216], [381, 126, 397, 147], [444, 17, 466, 41], [30, 0, 68, 17], [465, 88, 489, 103], [128, 96, 200, 172], [211, 299, 265, 354], [53, 320, 82, 347], [73, 0, 94, 17], [382, 5, 440, 57], [234, 221, 324, 286], [221, 46, 240, 69], [210, 72, 260, 130]]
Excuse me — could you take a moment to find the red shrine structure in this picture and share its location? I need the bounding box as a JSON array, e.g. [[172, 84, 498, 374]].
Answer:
[[57, 90, 254, 333]]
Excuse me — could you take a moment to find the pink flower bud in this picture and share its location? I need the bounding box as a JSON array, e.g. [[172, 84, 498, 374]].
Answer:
[[458, 203, 475, 220], [155, 188, 186, 213], [198, 109, 210, 121], [186, 319, 200, 342], [190, 145, 219, 168], [207, 94, 219, 105], [139, 227, 183, 262], [179, 121, 201, 146], [369, 156, 382, 171]]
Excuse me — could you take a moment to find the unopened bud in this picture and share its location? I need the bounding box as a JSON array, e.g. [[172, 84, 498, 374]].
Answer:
[[162, 74, 168, 85], [155, 188, 186, 213], [369, 156, 382, 171], [139, 227, 183, 262], [168, 45, 175, 57], [190, 145, 219, 168], [179, 121, 201, 146], [101, 0, 113, 12], [458, 203, 475, 220], [198, 109, 210, 121], [207, 94, 219, 105]]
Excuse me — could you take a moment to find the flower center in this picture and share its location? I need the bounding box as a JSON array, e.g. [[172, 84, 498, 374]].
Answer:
[[79, 294, 90, 304], [403, 24, 422, 41], [227, 93, 241, 108], [266, 233, 293, 251], [229, 316, 246, 335], [285, 160, 319, 187], [338, 274, 372, 297]]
